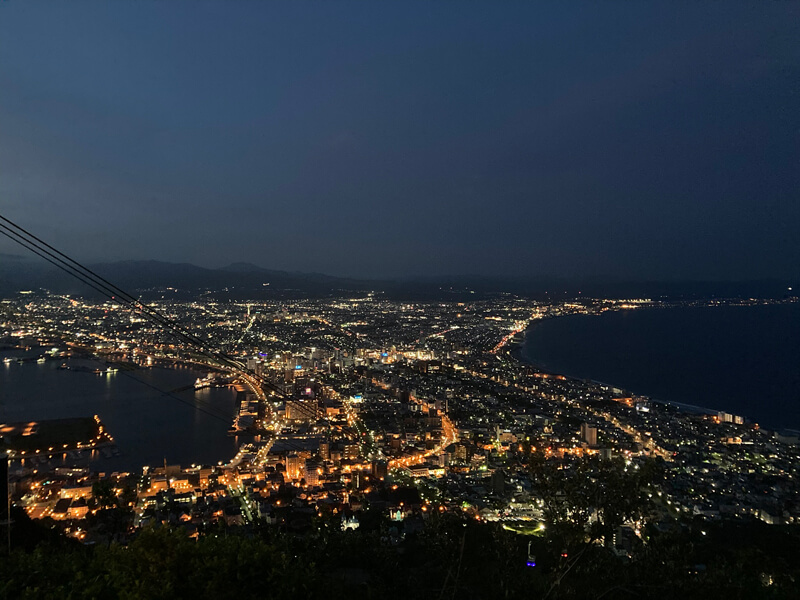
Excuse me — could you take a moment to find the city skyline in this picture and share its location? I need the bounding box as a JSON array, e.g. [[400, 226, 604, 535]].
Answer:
[[3, 3, 800, 596]]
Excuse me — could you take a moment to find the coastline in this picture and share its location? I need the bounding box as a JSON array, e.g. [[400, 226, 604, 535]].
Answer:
[[511, 300, 800, 431], [1, 350, 239, 471]]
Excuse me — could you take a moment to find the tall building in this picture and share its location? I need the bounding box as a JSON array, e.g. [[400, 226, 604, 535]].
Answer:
[[318, 440, 330, 461], [343, 443, 359, 460], [371, 459, 388, 481], [285, 399, 319, 421], [305, 460, 321, 487], [718, 411, 745, 425], [286, 453, 305, 481], [581, 423, 598, 446]]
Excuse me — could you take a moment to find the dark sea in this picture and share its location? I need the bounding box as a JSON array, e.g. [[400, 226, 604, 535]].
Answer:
[[520, 303, 800, 431], [0, 352, 238, 472]]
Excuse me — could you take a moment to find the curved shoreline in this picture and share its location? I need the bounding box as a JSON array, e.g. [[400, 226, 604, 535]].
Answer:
[[511, 301, 800, 430], [1, 352, 239, 471]]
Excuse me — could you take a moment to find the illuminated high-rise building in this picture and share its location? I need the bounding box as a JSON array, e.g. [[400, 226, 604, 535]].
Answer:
[[286, 453, 305, 481], [580, 423, 598, 446]]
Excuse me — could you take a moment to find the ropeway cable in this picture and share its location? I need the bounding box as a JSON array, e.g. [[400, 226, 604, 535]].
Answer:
[[0, 216, 254, 370], [0, 234, 235, 423], [0, 220, 245, 372], [0, 215, 289, 399]]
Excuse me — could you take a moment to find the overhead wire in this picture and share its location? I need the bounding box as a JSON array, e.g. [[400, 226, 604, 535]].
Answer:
[[0, 219, 242, 374], [0, 225, 227, 375], [0, 213, 306, 439], [1, 216, 233, 357], [0, 214, 289, 399], [0, 230, 236, 423], [87, 358, 235, 424]]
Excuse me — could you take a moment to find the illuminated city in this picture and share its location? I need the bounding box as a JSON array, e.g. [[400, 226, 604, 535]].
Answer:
[[3, 292, 799, 539], [2, 2, 800, 598]]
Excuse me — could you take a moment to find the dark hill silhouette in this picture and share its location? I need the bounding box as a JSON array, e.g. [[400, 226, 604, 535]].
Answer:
[[0, 257, 796, 301]]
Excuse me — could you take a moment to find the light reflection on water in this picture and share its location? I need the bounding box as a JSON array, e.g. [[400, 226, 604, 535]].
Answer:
[[520, 303, 800, 430], [1, 350, 238, 472]]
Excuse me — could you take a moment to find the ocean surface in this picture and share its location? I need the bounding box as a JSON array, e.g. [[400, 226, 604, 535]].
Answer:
[[0, 352, 238, 472], [520, 303, 800, 430]]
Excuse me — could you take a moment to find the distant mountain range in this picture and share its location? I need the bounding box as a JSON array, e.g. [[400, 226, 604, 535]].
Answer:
[[0, 259, 376, 300], [0, 258, 796, 301]]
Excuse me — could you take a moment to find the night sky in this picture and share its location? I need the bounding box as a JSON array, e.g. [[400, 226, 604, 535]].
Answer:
[[1, 2, 798, 280]]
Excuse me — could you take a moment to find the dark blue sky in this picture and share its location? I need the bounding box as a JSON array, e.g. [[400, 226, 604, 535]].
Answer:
[[1, 2, 798, 280]]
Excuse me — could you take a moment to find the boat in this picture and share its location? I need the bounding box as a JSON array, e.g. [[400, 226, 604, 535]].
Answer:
[[195, 373, 216, 389]]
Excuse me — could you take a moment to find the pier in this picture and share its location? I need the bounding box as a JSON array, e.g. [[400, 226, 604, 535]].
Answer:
[[1, 416, 115, 460]]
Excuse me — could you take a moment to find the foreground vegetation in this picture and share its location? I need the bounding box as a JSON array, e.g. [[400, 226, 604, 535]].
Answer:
[[2, 504, 799, 600]]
